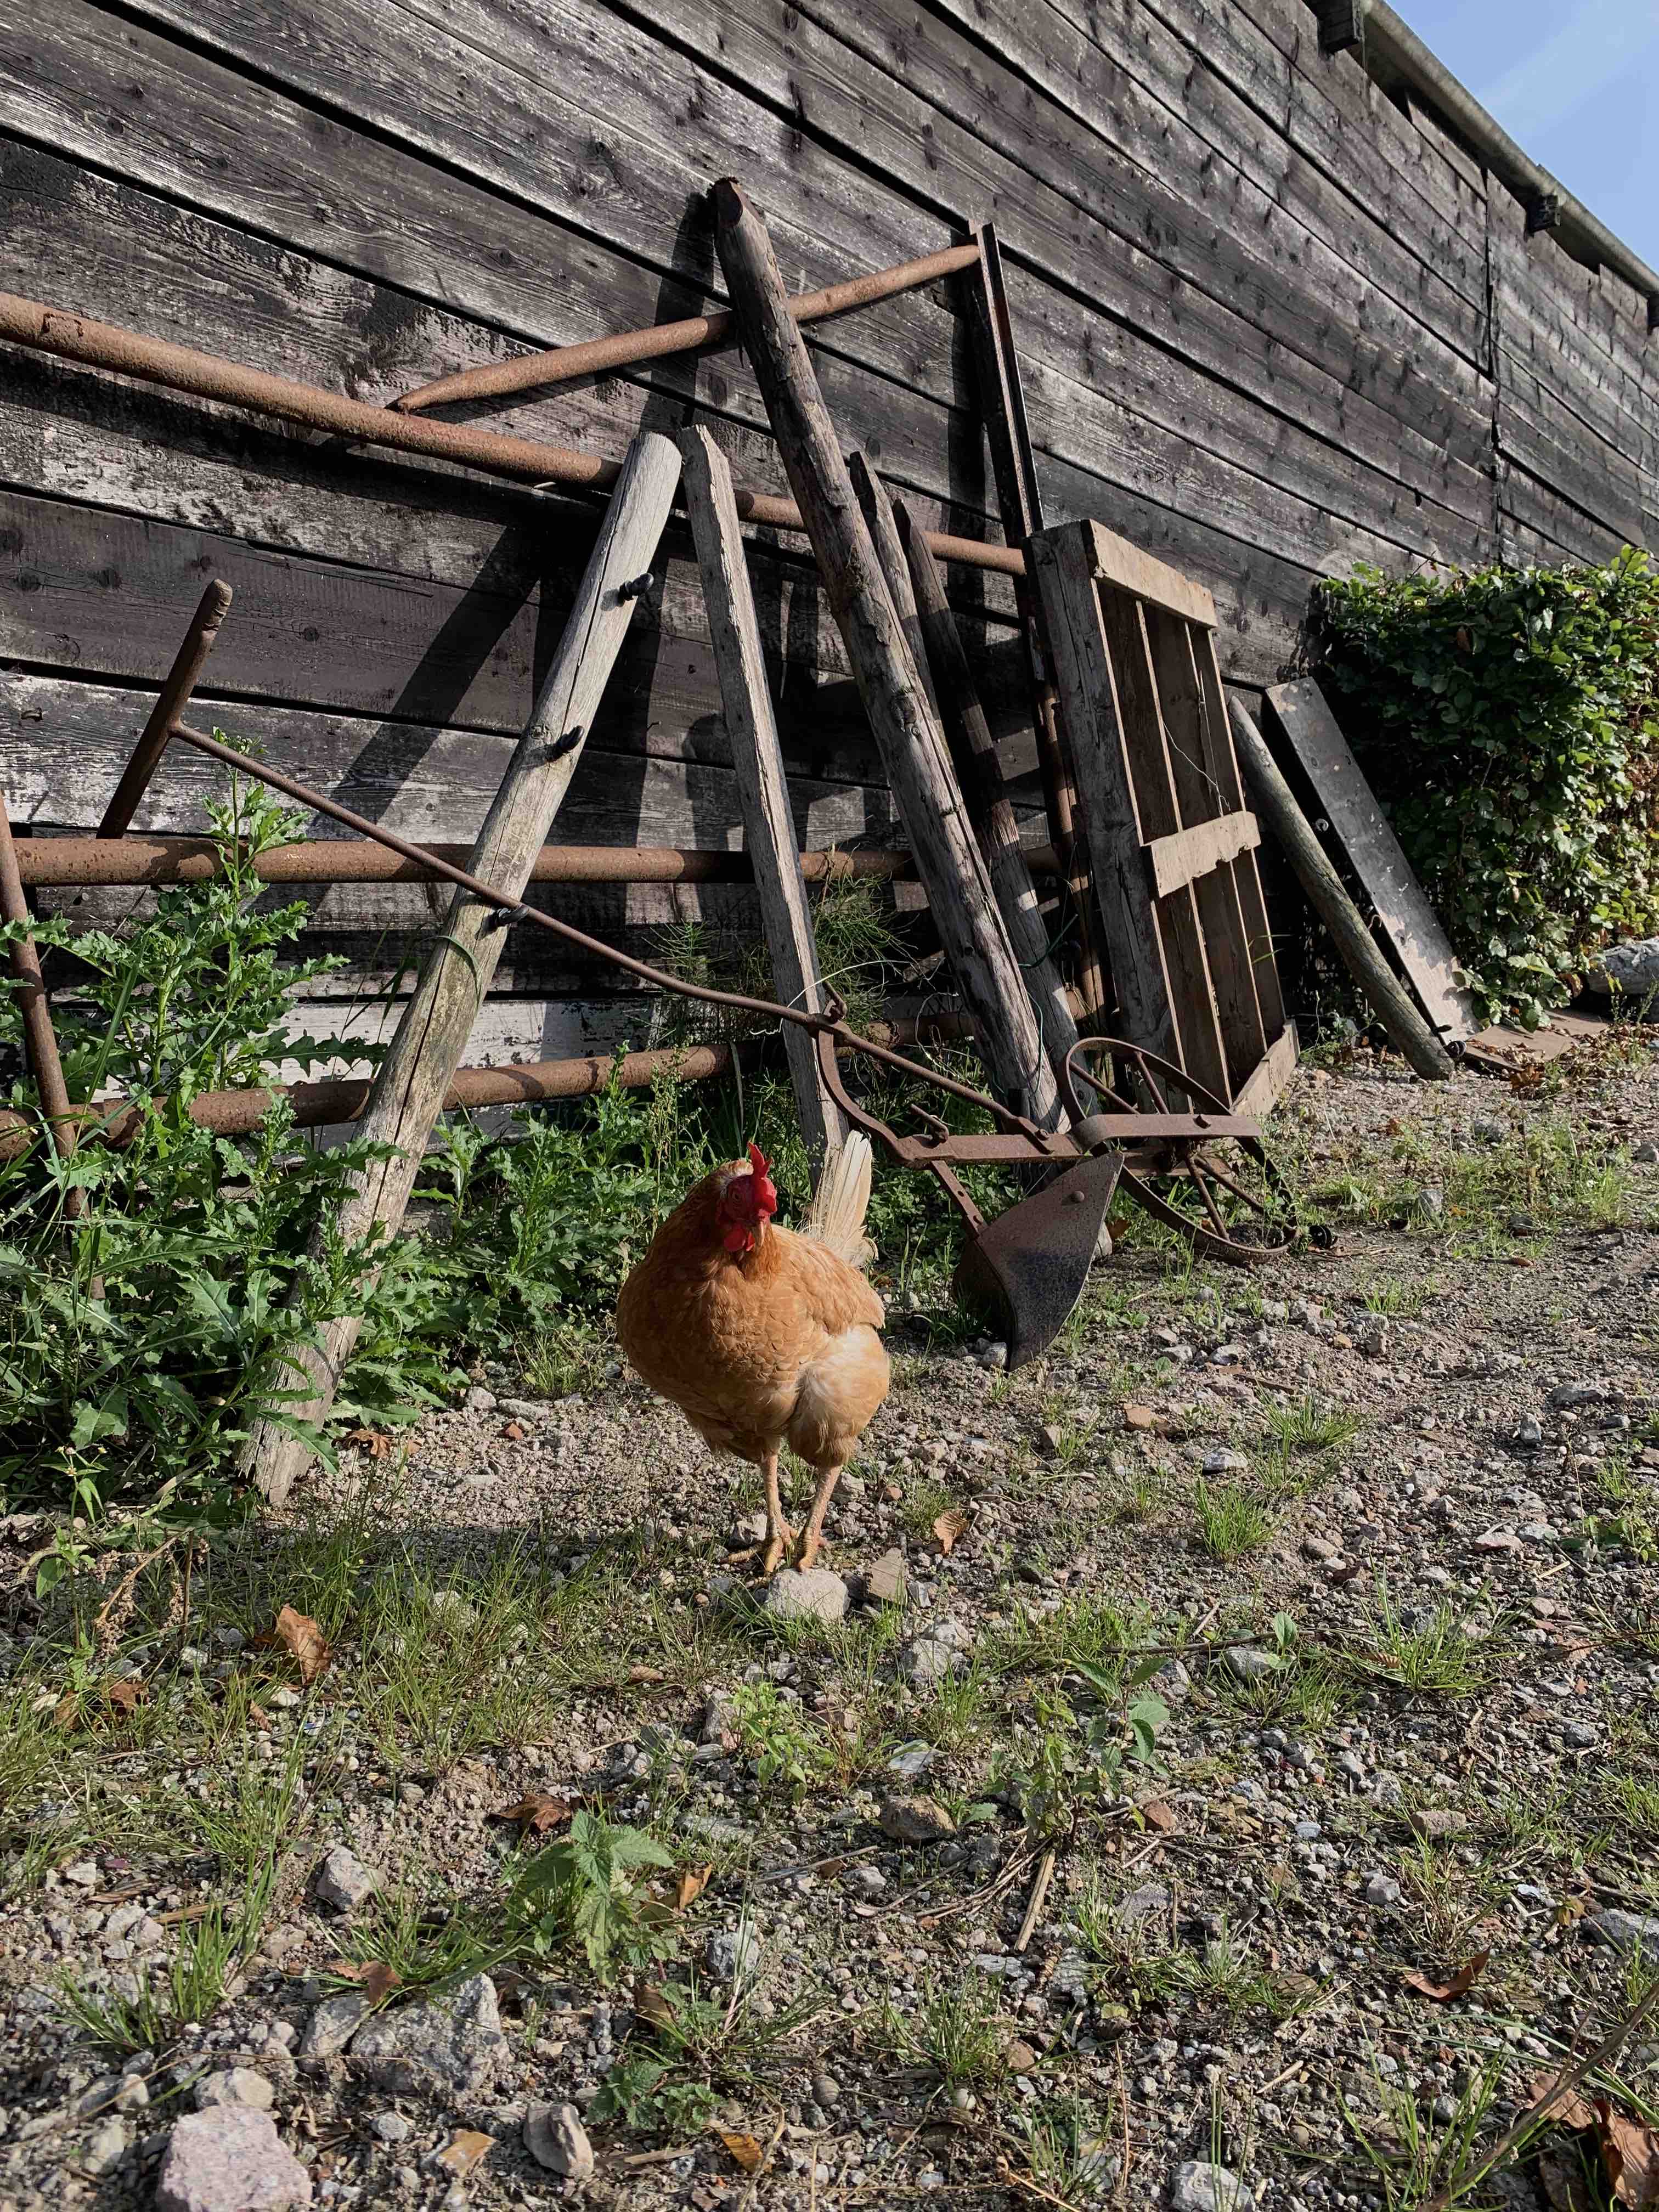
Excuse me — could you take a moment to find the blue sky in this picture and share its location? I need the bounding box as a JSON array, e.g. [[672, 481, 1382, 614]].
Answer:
[[1397, 0, 1658, 269]]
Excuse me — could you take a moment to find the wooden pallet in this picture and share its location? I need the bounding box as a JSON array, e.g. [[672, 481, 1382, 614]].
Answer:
[[1030, 520, 1295, 1114]]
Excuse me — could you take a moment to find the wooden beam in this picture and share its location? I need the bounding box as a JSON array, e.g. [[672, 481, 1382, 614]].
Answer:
[[1315, 0, 1367, 54], [679, 425, 847, 1171], [713, 178, 1057, 1130], [1227, 693, 1455, 1082], [890, 494, 1081, 1098], [244, 428, 683, 1505], [1231, 1022, 1300, 1118], [1144, 812, 1262, 898], [1084, 521, 1219, 630], [1263, 679, 1477, 1044], [848, 453, 943, 724]]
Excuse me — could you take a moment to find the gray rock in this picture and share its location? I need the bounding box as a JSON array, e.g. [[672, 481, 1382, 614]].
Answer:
[[196, 2069, 275, 2113], [704, 1923, 764, 1989], [977, 1341, 1009, 1370], [899, 1635, 962, 1686], [886, 1741, 935, 1779], [1588, 1909, 1659, 1952], [878, 1793, 957, 1844], [1116, 1883, 1170, 1928], [312, 1845, 381, 1912], [350, 1976, 507, 2098], [82, 2117, 127, 2176], [370, 2112, 411, 2145], [864, 1548, 907, 1606], [1170, 2161, 1255, 2212], [428, 1588, 478, 1632], [298, 1993, 368, 2060], [1203, 1449, 1247, 1475], [1587, 938, 1659, 1000], [812, 2072, 841, 2107], [1633, 1140, 1659, 1165], [523, 2102, 593, 2181], [464, 1385, 498, 1412], [155, 2108, 312, 2212], [1562, 1720, 1598, 1750], [1364, 1871, 1402, 1908], [763, 1568, 849, 1625], [726, 1511, 768, 1550], [1224, 1646, 1277, 1683], [1154, 1659, 1192, 1703]]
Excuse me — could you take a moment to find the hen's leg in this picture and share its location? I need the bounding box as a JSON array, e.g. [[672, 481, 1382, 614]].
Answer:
[[759, 1451, 793, 1577], [792, 1462, 844, 1572]]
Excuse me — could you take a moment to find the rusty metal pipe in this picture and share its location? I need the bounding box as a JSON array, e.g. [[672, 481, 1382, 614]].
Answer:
[[393, 242, 982, 415], [98, 579, 234, 838], [12, 832, 1060, 889], [0, 1013, 966, 1163], [0, 290, 1024, 580]]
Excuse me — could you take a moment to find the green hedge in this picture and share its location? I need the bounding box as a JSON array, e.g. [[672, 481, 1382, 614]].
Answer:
[[1313, 549, 1659, 1026]]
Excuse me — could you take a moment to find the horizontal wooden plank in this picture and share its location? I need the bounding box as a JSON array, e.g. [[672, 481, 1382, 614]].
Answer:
[[0, 673, 905, 850], [1144, 811, 1261, 899], [1086, 524, 1219, 628], [1232, 1017, 1299, 1118]]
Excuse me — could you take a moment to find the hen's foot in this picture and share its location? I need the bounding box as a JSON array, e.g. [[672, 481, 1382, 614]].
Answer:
[[789, 1531, 828, 1572], [758, 1523, 794, 1577]]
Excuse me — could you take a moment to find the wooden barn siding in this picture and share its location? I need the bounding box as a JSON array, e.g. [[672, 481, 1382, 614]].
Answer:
[[1, 0, 1656, 1069]]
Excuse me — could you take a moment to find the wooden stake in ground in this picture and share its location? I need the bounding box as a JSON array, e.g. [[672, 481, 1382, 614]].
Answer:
[[712, 178, 1058, 1132], [246, 429, 683, 1505], [679, 424, 847, 1172], [1227, 693, 1454, 1081]]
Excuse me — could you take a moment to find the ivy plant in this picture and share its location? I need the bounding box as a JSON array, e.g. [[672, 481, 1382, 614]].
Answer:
[[1313, 549, 1659, 1026]]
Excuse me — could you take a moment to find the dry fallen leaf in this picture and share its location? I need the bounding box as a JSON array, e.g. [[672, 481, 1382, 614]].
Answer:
[[489, 1792, 574, 1838], [628, 1664, 664, 1684], [1139, 1799, 1178, 1835], [436, 2129, 494, 2178], [676, 1865, 713, 1911], [502, 1420, 526, 1441], [248, 1703, 271, 1731], [1602, 2100, 1659, 2208], [1403, 1950, 1488, 2002], [52, 1690, 80, 1732], [633, 1976, 674, 2028], [343, 1426, 393, 1458], [718, 2131, 765, 2175], [932, 1508, 969, 1555], [105, 1679, 145, 1716], [324, 1958, 402, 2005], [1123, 1403, 1161, 1432], [266, 1605, 330, 1685]]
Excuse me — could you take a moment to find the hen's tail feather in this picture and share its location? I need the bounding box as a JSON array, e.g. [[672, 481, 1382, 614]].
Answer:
[[802, 1132, 876, 1268]]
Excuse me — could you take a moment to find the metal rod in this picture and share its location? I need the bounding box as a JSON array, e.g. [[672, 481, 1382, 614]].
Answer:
[[394, 242, 981, 415], [170, 721, 1053, 1139], [0, 786, 88, 1219], [12, 832, 1062, 889], [98, 580, 234, 838], [0, 1015, 964, 1164], [0, 290, 1025, 579]]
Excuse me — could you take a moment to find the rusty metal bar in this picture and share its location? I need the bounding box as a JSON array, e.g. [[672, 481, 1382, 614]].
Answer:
[[0, 786, 88, 1222], [13, 832, 1059, 889], [98, 580, 234, 838], [0, 1043, 732, 1162], [0, 1012, 966, 1164], [394, 241, 981, 415], [0, 290, 1023, 582]]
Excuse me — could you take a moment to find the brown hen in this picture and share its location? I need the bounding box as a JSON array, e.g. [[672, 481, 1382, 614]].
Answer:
[[616, 1136, 888, 1573]]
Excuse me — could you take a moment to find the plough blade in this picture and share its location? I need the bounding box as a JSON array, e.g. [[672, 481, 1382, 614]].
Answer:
[[952, 1148, 1124, 1368]]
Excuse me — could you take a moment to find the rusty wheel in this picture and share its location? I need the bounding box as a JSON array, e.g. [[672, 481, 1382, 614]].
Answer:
[[1061, 1037, 1314, 1265]]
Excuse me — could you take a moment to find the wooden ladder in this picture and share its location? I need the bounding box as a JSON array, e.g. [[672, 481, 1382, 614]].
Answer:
[[1030, 519, 1294, 1114]]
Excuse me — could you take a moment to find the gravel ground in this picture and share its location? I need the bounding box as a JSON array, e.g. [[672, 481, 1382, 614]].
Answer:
[[2, 1043, 1658, 2212]]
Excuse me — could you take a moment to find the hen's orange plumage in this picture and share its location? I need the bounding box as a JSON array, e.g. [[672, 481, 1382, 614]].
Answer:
[[616, 1141, 889, 1572]]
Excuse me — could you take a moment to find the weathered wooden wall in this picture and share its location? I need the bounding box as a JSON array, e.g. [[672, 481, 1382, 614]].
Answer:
[[1, 0, 1655, 1067]]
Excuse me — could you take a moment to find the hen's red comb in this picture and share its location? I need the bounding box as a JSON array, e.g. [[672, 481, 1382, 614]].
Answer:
[[747, 1142, 778, 1214]]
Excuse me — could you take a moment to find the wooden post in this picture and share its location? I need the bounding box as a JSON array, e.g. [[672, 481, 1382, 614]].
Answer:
[[0, 787, 88, 1227], [890, 495, 1081, 1096], [1226, 694, 1454, 1081], [847, 453, 942, 724], [713, 179, 1057, 1131], [245, 429, 683, 1504], [679, 425, 847, 1172]]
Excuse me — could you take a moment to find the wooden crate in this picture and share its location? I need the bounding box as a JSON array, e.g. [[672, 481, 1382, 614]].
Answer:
[[1030, 519, 1295, 1114]]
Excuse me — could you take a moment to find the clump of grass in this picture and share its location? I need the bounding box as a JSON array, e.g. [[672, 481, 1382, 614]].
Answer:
[[1142, 1921, 1284, 2020], [57, 1908, 239, 2053], [1345, 1582, 1499, 1696], [1361, 1277, 1428, 1317], [1262, 1393, 1359, 1454], [728, 1680, 834, 1796], [879, 1974, 1007, 2092], [1192, 1479, 1275, 1561]]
